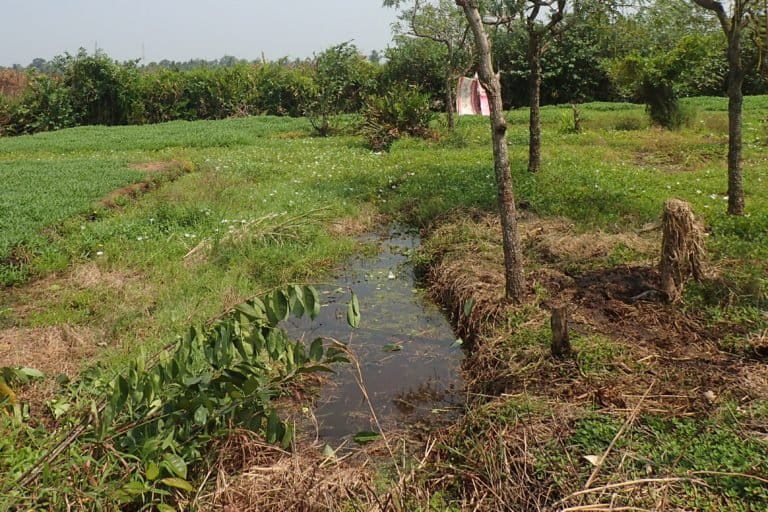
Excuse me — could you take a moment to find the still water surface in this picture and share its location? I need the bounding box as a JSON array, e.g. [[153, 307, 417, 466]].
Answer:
[[287, 227, 464, 440]]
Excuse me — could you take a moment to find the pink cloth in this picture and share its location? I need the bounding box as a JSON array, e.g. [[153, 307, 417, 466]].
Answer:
[[456, 74, 490, 116]]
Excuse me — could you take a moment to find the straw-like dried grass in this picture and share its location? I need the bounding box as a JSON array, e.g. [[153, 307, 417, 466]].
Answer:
[[199, 431, 376, 511]]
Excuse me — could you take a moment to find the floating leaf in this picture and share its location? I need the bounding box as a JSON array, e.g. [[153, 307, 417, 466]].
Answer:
[[353, 431, 382, 444], [346, 291, 360, 328], [382, 343, 402, 352]]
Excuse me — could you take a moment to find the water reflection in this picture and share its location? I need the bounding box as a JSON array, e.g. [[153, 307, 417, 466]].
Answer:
[[286, 227, 464, 440]]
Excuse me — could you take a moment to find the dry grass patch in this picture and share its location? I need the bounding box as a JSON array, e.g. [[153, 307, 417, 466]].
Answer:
[[421, 213, 761, 413], [8, 262, 143, 322], [632, 128, 723, 172], [327, 204, 386, 237], [200, 431, 377, 512]]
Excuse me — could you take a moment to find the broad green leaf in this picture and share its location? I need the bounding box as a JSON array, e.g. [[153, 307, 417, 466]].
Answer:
[[309, 338, 324, 361], [266, 410, 280, 444], [463, 298, 475, 318], [159, 477, 195, 493], [193, 405, 209, 426], [162, 453, 187, 479], [303, 285, 321, 319], [235, 301, 260, 319], [120, 480, 149, 496], [346, 291, 360, 328], [289, 284, 306, 318], [267, 290, 289, 324], [145, 462, 160, 481], [18, 367, 44, 380], [233, 335, 251, 360], [281, 422, 294, 449], [353, 431, 382, 444]]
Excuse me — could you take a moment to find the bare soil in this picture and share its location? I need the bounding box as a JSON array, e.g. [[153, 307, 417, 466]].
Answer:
[[425, 213, 764, 415]]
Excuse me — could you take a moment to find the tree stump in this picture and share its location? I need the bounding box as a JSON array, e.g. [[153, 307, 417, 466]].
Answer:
[[660, 199, 705, 303], [551, 307, 571, 358]]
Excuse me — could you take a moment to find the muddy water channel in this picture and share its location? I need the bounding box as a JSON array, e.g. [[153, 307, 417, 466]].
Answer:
[[286, 227, 464, 440]]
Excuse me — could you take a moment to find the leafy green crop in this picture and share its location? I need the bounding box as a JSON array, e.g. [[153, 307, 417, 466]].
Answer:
[[2, 285, 353, 510]]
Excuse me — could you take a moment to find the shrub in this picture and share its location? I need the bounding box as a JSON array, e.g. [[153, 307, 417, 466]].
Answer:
[[360, 84, 434, 151], [304, 42, 377, 136], [6, 73, 76, 134], [608, 34, 716, 130], [0, 96, 12, 136], [57, 49, 139, 126], [612, 115, 644, 131], [253, 63, 314, 117]]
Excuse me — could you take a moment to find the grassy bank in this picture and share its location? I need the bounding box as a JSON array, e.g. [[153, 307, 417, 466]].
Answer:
[[1, 96, 767, 510]]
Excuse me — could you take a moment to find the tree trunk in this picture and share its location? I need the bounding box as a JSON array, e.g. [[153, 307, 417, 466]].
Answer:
[[528, 31, 542, 173], [726, 35, 745, 215], [457, 1, 525, 302], [445, 70, 455, 130], [550, 307, 571, 358]]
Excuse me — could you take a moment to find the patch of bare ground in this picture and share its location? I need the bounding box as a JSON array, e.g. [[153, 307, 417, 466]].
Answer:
[[0, 325, 100, 410], [99, 159, 192, 208], [426, 214, 658, 340]]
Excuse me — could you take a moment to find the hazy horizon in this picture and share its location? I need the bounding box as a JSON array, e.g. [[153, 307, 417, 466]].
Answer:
[[1, 0, 398, 66]]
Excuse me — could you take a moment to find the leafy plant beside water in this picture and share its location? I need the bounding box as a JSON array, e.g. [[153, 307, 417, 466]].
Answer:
[[1, 285, 352, 510]]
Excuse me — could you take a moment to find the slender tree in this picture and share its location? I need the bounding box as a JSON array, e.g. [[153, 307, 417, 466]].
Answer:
[[385, 0, 474, 129], [456, 0, 526, 301], [491, 0, 566, 172], [691, 0, 755, 215]]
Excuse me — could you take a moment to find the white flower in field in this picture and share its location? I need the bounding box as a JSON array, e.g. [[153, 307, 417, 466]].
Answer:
[[722, 196, 728, 201], [96, 251, 104, 256], [709, 194, 718, 200], [387, 271, 396, 280], [136, 236, 143, 241], [696, 190, 702, 194]]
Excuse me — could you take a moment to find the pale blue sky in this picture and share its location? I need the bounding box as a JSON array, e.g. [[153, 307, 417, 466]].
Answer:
[[1, 0, 399, 66]]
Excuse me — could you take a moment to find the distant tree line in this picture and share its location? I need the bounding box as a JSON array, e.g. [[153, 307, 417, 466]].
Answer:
[[1, 0, 767, 138]]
